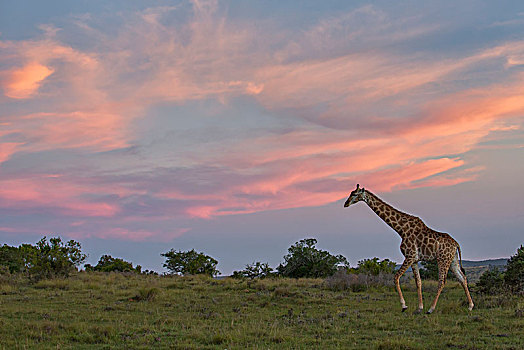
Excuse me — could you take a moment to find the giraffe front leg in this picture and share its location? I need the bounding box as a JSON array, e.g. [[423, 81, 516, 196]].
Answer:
[[394, 259, 413, 312], [427, 258, 452, 314], [412, 263, 424, 314]]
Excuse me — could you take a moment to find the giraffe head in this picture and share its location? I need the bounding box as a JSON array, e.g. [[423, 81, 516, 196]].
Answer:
[[344, 184, 367, 207]]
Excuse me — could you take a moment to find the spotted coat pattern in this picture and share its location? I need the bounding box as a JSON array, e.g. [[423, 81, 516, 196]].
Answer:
[[344, 185, 474, 313]]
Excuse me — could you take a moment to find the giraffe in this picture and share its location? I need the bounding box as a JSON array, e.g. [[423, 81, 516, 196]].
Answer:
[[344, 184, 474, 314]]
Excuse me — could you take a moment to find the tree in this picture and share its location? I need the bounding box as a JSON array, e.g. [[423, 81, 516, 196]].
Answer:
[[161, 249, 219, 276], [0, 244, 25, 274], [277, 238, 349, 278], [85, 255, 141, 273], [23, 236, 86, 280], [355, 257, 396, 275], [476, 267, 505, 295], [232, 261, 274, 279], [419, 259, 455, 280], [504, 245, 524, 293]]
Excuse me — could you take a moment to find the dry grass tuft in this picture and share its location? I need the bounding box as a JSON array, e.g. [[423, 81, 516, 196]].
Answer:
[[131, 287, 160, 301], [325, 270, 395, 291], [34, 278, 70, 290]]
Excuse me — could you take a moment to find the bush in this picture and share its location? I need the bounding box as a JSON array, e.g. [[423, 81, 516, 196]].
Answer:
[[504, 245, 524, 294], [0, 244, 25, 274], [476, 267, 505, 295], [419, 259, 455, 280], [161, 249, 219, 276], [325, 269, 394, 291], [353, 257, 396, 275], [23, 237, 86, 281], [277, 238, 349, 278], [85, 255, 141, 273], [0, 266, 12, 285], [474, 245, 524, 295], [232, 261, 274, 279]]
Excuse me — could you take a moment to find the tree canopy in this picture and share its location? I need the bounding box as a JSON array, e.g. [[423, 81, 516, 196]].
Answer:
[[161, 249, 219, 276], [85, 255, 141, 273], [354, 257, 396, 275], [277, 238, 348, 278], [504, 245, 524, 293]]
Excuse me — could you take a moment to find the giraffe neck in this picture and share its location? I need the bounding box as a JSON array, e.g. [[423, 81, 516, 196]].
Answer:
[[363, 190, 413, 239]]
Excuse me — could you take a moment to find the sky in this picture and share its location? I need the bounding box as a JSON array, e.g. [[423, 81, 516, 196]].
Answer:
[[0, 0, 523, 275]]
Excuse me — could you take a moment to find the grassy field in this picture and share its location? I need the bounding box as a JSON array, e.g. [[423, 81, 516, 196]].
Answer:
[[0, 273, 523, 349]]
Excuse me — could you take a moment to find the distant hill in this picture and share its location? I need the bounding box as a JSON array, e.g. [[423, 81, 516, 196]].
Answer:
[[461, 258, 507, 268], [396, 258, 507, 269], [461, 259, 507, 283], [396, 258, 508, 283]]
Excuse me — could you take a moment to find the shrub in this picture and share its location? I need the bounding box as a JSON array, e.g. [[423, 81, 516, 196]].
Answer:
[[23, 237, 86, 281], [325, 269, 394, 292], [476, 267, 505, 295], [277, 238, 349, 278], [354, 257, 396, 275], [472, 244, 524, 296], [0, 283, 16, 295], [232, 261, 274, 279], [504, 245, 524, 294], [0, 244, 25, 274], [161, 249, 219, 276], [0, 266, 11, 285], [85, 255, 141, 273]]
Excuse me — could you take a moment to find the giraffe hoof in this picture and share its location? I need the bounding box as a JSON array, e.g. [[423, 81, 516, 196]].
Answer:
[[413, 308, 423, 314], [401, 306, 408, 312]]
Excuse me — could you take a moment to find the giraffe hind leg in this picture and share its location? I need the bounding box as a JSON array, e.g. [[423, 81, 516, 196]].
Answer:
[[450, 255, 474, 311]]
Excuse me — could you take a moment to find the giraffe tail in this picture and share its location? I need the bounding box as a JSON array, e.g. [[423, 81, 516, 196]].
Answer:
[[457, 245, 465, 274]]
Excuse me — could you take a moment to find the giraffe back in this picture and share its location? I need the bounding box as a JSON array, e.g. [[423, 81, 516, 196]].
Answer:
[[400, 217, 458, 262]]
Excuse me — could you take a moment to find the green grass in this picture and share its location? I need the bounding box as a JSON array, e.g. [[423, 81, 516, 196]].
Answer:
[[0, 273, 523, 349]]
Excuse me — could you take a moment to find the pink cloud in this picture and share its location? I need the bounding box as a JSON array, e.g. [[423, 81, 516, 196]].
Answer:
[[0, 177, 120, 217], [406, 81, 524, 139], [0, 226, 30, 233], [363, 158, 469, 192], [253, 40, 524, 132], [68, 226, 190, 242], [182, 157, 474, 219], [15, 111, 129, 151], [186, 206, 216, 219], [1, 3, 523, 241], [0, 4, 264, 162], [185, 72, 524, 217], [2, 62, 54, 99], [0, 33, 135, 156], [0, 142, 24, 164], [95, 228, 156, 241]]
